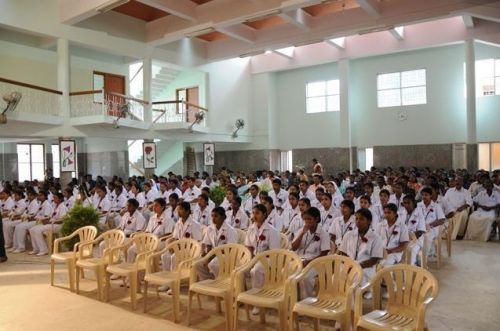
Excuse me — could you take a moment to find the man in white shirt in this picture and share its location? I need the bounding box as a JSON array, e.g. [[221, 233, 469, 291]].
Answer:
[[243, 184, 260, 217], [226, 196, 249, 230], [418, 187, 446, 259], [299, 180, 317, 205], [182, 177, 202, 203], [117, 199, 147, 237], [443, 177, 472, 240], [166, 180, 183, 202], [193, 194, 213, 227], [268, 179, 288, 213], [465, 179, 500, 241], [375, 203, 409, 267]]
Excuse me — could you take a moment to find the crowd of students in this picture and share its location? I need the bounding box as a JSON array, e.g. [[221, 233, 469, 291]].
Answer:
[[1, 164, 500, 303]]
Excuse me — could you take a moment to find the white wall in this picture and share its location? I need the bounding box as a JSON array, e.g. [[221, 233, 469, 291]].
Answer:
[[155, 68, 207, 106]]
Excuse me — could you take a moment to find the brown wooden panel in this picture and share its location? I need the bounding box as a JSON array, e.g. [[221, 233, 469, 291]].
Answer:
[[244, 15, 286, 30], [113, 0, 169, 21], [303, 0, 359, 17], [196, 31, 228, 42]]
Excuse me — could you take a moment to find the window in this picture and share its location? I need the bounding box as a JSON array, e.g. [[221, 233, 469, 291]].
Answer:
[[478, 142, 500, 171], [365, 148, 374, 171], [305, 79, 340, 113], [377, 69, 426, 108], [475, 59, 500, 97], [280, 151, 293, 172], [17, 144, 45, 182]]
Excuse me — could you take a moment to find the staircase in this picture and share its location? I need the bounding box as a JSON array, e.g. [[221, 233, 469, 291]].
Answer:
[[137, 64, 182, 102]]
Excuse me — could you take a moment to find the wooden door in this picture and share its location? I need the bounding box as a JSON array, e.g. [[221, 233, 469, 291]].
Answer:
[[96, 72, 125, 117], [186, 87, 199, 123]]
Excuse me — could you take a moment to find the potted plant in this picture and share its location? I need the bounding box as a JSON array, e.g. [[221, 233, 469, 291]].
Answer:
[[209, 185, 227, 207], [60, 204, 100, 250]]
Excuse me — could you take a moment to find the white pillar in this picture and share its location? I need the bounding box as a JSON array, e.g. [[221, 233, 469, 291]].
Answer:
[[465, 39, 477, 144], [143, 57, 153, 124], [57, 38, 70, 118], [339, 58, 353, 172]]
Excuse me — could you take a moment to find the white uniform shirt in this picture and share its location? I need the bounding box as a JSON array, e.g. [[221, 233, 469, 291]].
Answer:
[[320, 205, 340, 231], [328, 215, 357, 247], [269, 189, 289, 209], [473, 190, 500, 217], [172, 216, 202, 241], [193, 205, 213, 227], [145, 189, 159, 204], [401, 208, 427, 234], [443, 187, 473, 213], [294, 227, 330, 260], [64, 196, 76, 210], [51, 203, 68, 223], [226, 207, 249, 230], [25, 199, 40, 216], [35, 200, 53, 221], [159, 190, 169, 200], [417, 201, 445, 226], [112, 193, 128, 212], [134, 192, 147, 208], [10, 199, 27, 217], [182, 186, 201, 203], [299, 190, 317, 204], [0, 197, 15, 212], [244, 221, 281, 254], [165, 206, 179, 223], [119, 210, 147, 235], [165, 188, 183, 201], [202, 221, 238, 247], [282, 206, 300, 229], [94, 196, 112, 213], [375, 219, 410, 250], [339, 228, 384, 264], [145, 210, 175, 237], [220, 198, 231, 211], [265, 208, 284, 232], [243, 195, 260, 216]]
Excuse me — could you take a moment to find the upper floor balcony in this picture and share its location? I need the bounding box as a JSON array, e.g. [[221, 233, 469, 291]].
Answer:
[[151, 100, 208, 133]]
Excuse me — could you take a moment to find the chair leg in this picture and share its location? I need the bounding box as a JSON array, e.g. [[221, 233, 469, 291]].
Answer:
[[294, 312, 299, 331], [68, 261, 75, 292], [187, 291, 193, 326], [196, 294, 202, 309], [279, 305, 287, 331], [224, 294, 232, 331], [96, 268, 103, 301], [130, 273, 137, 310], [105, 272, 111, 302], [81, 269, 85, 279], [259, 307, 266, 324], [143, 281, 148, 313], [75, 266, 80, 294], [216, 297, 222, 313], [340, 317, 348, 331], [233, 301, 239, 331], [245, 304, 250, 321], [50, 260, 55, 286], [172, 281, 180, 323]]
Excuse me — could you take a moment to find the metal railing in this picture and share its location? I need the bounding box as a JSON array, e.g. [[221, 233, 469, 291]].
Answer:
[[152, 100, 207, 125]]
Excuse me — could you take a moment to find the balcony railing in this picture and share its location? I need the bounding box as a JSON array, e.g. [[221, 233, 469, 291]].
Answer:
[[0, 77, 61, 116], [152, 100, 207, 126], [70, 90, 145, 121]]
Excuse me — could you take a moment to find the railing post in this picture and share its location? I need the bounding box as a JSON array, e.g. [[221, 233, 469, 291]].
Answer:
[[143, 56, 153, 124]]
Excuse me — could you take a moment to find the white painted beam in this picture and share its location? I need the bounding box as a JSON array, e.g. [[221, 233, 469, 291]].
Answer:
[[136, 0, 197, 21], [325, 37, 346, 49], [389, 26, 404, 40], [279, 9, 312, 30], [462, 14, 474, 28], [217, 25, 255, 43], [356, 0, 381, 17], [60, 0, 127, 24]]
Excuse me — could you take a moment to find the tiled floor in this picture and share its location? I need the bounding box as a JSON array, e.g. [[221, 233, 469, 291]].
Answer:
[[1, 240, 499, 330]]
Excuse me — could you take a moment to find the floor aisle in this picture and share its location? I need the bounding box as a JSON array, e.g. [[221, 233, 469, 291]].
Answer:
[[1, 240, 499, 331]]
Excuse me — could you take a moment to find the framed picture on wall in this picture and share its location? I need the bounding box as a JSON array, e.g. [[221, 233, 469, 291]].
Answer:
[[204, 143, 215, 166], [60, 140, 76, 173], [143, 142, 157, 169]]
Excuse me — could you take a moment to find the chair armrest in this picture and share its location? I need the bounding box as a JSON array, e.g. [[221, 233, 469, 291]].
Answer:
[[135, 249, 156, 271], [107, 243, 130, 265], [354, 283, 372, 326], [190, 255, 212, 284], [416, 297, 435, 330], [53, 232, 79, 254], [145, 246, 169, 273], [159, 234, 172, 242], [177, 256, 201, 277]]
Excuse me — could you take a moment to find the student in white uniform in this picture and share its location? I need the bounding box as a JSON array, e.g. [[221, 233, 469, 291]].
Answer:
[[418, 187, 446, 259], [226, 196, 249, 230], [108, 185, 127, 228], [324, 181, 343, 209], [166, 180, 182, 203], [62, 188, 75, 210], [166, 193, 180, 223], [389, 182, 406, 220], [193, 194, 213, 227], [220, 189, 237, 211], [374, 189, 391, 223], [376, 203, 409, 267], [402, 195, 427, 266], [182, 177, 202, 204], [291, 207, 330, 298], [158, 181, 169, 201], [328, 200, 356, 251], [143, 182, 159, 210], [359, 195, 380, 229], [161, 202, 202, 272], [465, 179, 500, 241], [282, 192, 300, 232], [443, 177, 472, 240], [117, 198, 147, 237], [196, 207, 238, 280], [6, 190, 39, 251], [12, 191, 53, 253], [2, 190, 27, 250], [244, 204, 281, 315], [362, 182, 380, 207], [299, 180, 317, 205], [0, 190, 15, 219], [268, 179, 288, 213], [127, 198, 175, 263], [287, 197, 310, 241], [243, 184, 260, 217], [261, 196, 285, 232], [29, 193, 68, 256], [93, 185, 112, 229], [338, 208, 384, 297], [129, 184, 147, 211], [319, 193, 340, 231]]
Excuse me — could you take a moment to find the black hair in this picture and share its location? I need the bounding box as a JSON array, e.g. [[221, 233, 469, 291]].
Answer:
[[128, 198, 140, 209], [262, 196, 274, 205], [289, 191, 299, 200], [359, 195, 371, 204], [303, 207, 321, 222], [252, 203, 268, 217], [421, 187, 433, 195], [198, 194, 209, 203], [211, 206, 227, 219], [233, 196, 242, 206], [179, 201, 191, 213], [340, 199, 355, 213], [355, 208, 373, 222], [299, 197, 311, 207], [272, 178, 282, 185], [169, 193, 179, 201], [154, 197, 167, 208], [383, 203, 398, 214], [379, 189, 390, 197]]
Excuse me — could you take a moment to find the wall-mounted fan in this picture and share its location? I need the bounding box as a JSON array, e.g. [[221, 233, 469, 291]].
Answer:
[[1, 91, 22, 124]]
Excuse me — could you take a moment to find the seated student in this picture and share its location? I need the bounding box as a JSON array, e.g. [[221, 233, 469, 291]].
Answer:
[[93, 185, 112, 229], [343, 186, 356, 205], [324, 181, 343, 209], [281, 184, 299, 210], [117, 198, 146, 237], [243, 184, 261, 217], [200, 187, 216, 209], [220, 189, 237, 211], [29, 192, 68, 256], [402, 195, 427, 266], [282, 192, 300, 233], [418, 187, 446, 259], [193, 194, 213, 227], [166, 179, 182, 201], [313, 187, 325, 211], [127, 198, 175, 263], [268, 178, 289, 213], [244, 204, 281, 315], [12, 191, 53, 253], [182, 177, 202, 204], [320, 193, 340, 231], [291, 207, 330, 298], [358, 195, 380, 229], [338, 208, 384, 296], [328, 200, 356, 250], [362, 182, 380, 207], [196, 207, 238, 280], [128, 184, 147, 211], [374, 189, 391, 223], [0, 190, 15, 219], [299, 180, 317, 205], [143, 182, 159, 210], [161, 202, 202, 272], [226, 196, 249, 230], [376, 203, 409, 267], [158, 181, 169, 201], [62, 188, 75, 210], [166, 193, 180, 223], [287, 197, 310, 241], [443, 176, 473, 240], [261, 196, 285, 232], [3, 190, 27, 250], [465, 179, 500, 241], [389, 182, 406, 217], [109, 185, 127, 227]]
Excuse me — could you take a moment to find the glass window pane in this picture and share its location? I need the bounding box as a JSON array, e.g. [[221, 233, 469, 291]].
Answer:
[[402, 86, 427, 105], [327, 95, 340, 111], [476, 59, 494, 78], [480, 77, 495, 96], [377, 73, 400, 90], [491, 143, 500, 171], [478, 143, 490, 171], [306, 96, 326, 113], [18, 163, 31, 182], [17, 144, 30, 163], [496, 59, 500, 77], [326, 80, 340, 95], [52, 145, 60, 179], [496, 77, 500, 96], [31, 163, 45, 181], [93, 73, 104, 90], [31, 145, 44, 163], [378, 89, 401, 108], [402, 69, 426, 87], [306, 81, 326, 97]]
